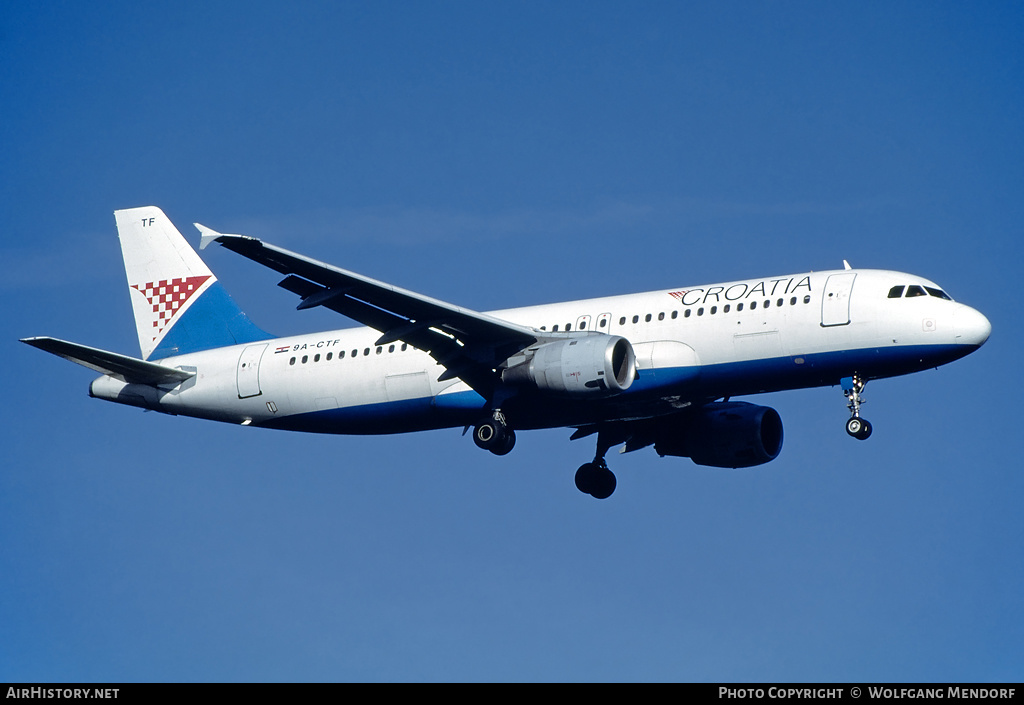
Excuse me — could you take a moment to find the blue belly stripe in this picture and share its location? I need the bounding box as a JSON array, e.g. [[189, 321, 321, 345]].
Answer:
[[258, 342, 979, 435]]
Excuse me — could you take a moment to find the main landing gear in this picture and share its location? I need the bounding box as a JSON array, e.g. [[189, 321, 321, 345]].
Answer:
[[575, 460, 617, 500], [574, 431, 618, 499], [472, 409, 618, 499], [842, 374, 872, 440], [473, 410, 516, 456]]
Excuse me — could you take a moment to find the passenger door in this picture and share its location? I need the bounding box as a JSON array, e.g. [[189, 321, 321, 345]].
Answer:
[[236, 344, 268, 398], [821, 273, 857, 327]]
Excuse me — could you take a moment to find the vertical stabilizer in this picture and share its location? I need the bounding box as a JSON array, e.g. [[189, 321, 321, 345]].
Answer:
[[115, 206, 271, 360]]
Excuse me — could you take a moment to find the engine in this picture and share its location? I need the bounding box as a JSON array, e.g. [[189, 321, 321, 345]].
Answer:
[[654, 401, 783, 468], [501, 335, 637, 396]]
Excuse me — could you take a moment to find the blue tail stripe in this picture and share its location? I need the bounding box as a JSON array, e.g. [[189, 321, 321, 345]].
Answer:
[[150, 282, 272, 359]]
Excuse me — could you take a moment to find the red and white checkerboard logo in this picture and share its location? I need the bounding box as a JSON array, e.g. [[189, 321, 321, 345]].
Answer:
[[132, 275, 211, 341]]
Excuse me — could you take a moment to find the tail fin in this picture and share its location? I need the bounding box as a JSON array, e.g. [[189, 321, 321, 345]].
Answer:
[[115, 206, 271, 360]]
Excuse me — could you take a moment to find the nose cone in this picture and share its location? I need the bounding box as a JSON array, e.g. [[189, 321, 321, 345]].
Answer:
[[955, 306, 992, 347]]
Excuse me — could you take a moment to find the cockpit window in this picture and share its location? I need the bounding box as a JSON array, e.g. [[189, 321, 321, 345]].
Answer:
[[890, 283, 953, 300]]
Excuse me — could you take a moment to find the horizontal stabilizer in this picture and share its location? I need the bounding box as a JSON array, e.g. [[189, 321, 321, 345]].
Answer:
[[21, 337, 195, 385]]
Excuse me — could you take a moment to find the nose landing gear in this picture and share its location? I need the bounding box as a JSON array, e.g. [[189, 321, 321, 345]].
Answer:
[[842, 374, 872, 440], [845, 415, 872, 440]]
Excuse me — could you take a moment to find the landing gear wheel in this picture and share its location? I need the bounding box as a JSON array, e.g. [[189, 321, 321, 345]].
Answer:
[[575, 463, 594, 494], [590, 466, 616, 499], [473, 419, 505, 451], [574, 462, 616, 499], [846, 416, 873, 440], [491, 429, 516, 456], [842, 374, 872, 441], [473, 413, 516, 455]]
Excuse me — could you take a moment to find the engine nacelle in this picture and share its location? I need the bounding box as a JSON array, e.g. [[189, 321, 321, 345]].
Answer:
[[501, 335, 637, 396], [654, 401, 783, 468]]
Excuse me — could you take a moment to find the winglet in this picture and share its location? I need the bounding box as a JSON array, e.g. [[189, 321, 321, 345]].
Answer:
[[195, 223, 227, 250], [843, 259, 852, 270], [195, 223, 264, 253]]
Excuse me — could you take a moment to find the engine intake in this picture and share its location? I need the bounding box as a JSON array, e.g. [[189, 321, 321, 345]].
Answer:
[[502, 335, 636, 396], [654, 401, 783, 468]]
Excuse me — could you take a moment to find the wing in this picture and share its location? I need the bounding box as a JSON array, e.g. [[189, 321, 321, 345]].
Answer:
[[197, 225, 539, 397], [21, 337, 195, 385]]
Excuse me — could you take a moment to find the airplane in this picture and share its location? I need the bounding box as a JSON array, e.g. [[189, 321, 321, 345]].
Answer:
[[22, 206, 992, 499]]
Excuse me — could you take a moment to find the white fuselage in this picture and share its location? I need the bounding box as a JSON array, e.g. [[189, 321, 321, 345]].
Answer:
[[89, 268, 991, 434]]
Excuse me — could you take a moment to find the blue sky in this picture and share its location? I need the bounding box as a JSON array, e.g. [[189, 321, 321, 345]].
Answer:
[[2, 1, 1022, 682]]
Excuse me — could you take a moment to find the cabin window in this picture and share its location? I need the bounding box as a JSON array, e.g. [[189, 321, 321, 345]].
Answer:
[[671, 310, 678, 319], [737, 303, 744, 312], [888, 286, 905, 299], [302, 355, 308, 364], [314, 354, 320, 362], [619, 317, 626, 325], [553, 324, 559, 332], [326, 352, 332, 361], [376, 346, 382, 355], [777, 298, 784, 307], [645, 314, 652, 323], [401, 344, 408, 351], [363, 348, 370, 356], [658, 312, 665, 321], [580, 320, 587, 329], [565, 323, 572, 331], [684, 309, 692, 318], [697, 307, 704, 316], [709, 306, 716, 314], [723, 304, 730, 313], [289, 357, 296, 365], [750, 301, 757, 310], [764, 300, 771, 308], [339, 350, 345, 359], [632, 315, 639, 324], [803, 295, 811, 304], [599, 318, 606, 328], [790, 297, 797, 306]]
